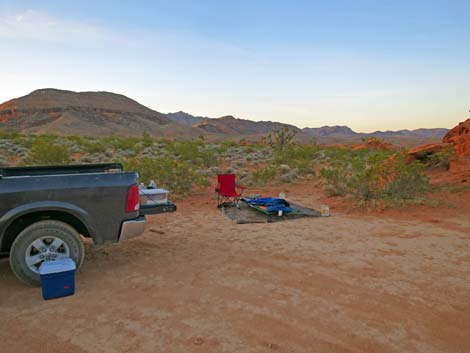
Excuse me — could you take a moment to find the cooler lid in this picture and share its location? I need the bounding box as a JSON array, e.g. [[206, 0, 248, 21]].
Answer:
[[140, 188, 168, 195], [39, 258, 76, 275]]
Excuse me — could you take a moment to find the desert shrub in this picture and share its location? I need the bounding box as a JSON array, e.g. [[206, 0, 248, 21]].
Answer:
[[273, 145, 318, 175], [80, 140, 107, 154], [142, 131, 153, 147], [208, 166, 222, 176], [79, 156, 94, 163], [103, 136, 144, 153], [243, 146, 257, 154], [280, 170, 298, 183], [231, 160, 246, 169], [320, 150, 428, 204], [320, 167, 350, 196], [22, 140, 71, 166], [165, 141, 218, 167], [36, 135, 59, 143], [0, 155, 8, 167], [379, 153, 429, 200], [252, 164, 277, 185], [278, 164, 291, 174], [13, 135, 35, 148], [65, 135, 82, 143], [123, 157, 209, 195], [242, 143, 264, 154], [0, 130, 20, 139], [220, 141, 239, 150], [246, 144, 319, 185]]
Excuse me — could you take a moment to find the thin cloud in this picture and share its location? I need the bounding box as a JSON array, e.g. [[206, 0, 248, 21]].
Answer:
[[0, 9, 249, 56], [0, 10, 105, 42]]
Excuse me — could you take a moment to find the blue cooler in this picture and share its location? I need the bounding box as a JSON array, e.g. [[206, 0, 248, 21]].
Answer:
[[39, 258, 76, 300]]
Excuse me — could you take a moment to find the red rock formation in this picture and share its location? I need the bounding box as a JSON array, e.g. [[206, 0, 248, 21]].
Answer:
[[443, 119, 470, 157], [407, 142, 450, 161], [406, 119, 470, 183]]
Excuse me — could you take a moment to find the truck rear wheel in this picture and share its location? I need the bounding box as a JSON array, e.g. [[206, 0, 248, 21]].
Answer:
[[9, 220, 84, 286]]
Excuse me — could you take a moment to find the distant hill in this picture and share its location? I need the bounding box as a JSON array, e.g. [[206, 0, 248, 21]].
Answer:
[[366, 128, 449, 139], [0, 89, 198, 139], [166, 111, 207, 125], [193, 115, 307, 140], [301, 125, 448, 146], [302, 126, 356, 137], [0, 88, 449, 146]]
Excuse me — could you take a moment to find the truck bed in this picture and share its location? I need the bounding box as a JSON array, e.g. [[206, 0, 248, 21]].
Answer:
[[0, 163, 123, 177], [0, 163, 140, 246]]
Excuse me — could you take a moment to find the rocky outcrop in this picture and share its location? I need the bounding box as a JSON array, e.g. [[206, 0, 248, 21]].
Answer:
[[408, 119, 470, 160], [406, 119, 470, 179], [443, 119, 470, 157], [407, 142, 451, 160]]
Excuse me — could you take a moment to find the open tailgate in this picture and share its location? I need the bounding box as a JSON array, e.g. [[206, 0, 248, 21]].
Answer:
[[139, 201, 177, 216]]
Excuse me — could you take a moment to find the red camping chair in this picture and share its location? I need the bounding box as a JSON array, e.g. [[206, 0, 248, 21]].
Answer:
[[215, 174, 246, 207]]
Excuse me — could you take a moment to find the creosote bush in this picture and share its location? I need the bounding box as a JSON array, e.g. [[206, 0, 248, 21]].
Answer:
[[321, 149, 429, 204], [103, 136, 145, 154], [123, 157, 209, 195], [251, 164, 277, 185], [164, 140, 220, 168], [22, 139, 71, 166], [273, 145, 318, 175]]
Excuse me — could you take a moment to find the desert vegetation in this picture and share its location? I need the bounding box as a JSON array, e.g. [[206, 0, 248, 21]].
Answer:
[[0, 129, 433, 204], [320, 149, 429, 206]]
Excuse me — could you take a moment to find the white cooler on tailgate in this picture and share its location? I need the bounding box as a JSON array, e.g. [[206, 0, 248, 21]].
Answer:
[[140, 188, 169, 205]]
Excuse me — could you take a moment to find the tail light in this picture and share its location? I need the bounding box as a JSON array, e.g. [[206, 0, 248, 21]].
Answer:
[[126, 184, 140, 212]]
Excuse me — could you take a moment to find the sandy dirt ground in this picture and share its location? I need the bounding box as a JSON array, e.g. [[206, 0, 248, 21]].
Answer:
[[1, 184, 469, 353]]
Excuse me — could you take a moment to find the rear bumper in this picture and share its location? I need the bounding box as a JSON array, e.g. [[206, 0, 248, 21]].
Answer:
[[119, 216, 146, 242]]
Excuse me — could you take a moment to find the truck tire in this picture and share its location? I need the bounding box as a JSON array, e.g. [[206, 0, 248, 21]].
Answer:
[[9, 220, 85, 286]]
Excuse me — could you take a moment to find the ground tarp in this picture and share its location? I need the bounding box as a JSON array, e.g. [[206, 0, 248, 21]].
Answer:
[[221, 200, 321, 224]]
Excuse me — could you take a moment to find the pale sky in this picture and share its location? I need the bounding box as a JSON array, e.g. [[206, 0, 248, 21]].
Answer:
[[0, 0, 468, 132]]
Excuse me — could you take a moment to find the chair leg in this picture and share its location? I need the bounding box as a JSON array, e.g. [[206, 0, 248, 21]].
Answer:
[[218, 195, 242, 208], [217, 194, 229, 208]]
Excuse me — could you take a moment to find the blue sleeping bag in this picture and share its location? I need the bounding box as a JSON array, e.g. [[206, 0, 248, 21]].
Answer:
[[245, 197, 294, 213]]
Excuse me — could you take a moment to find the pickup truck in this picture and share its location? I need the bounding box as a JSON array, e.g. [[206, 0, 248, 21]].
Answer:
[[0, 163, 176, 286]]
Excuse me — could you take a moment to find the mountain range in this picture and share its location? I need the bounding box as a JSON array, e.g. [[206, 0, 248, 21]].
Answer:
[[165, 110, 448, 145], [0, 89, 449, 146]]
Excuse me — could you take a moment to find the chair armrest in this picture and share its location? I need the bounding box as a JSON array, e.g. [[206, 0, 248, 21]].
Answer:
[[236, 184, 246, 190]]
